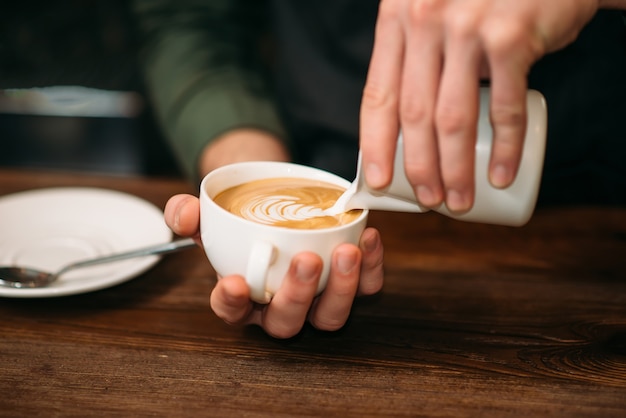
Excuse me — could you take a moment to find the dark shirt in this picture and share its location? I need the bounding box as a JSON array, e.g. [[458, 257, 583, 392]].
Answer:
[[135, 0, 626, 205]]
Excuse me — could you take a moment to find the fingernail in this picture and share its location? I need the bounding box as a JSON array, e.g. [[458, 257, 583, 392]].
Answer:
[[296, 259, 318, 282], [173, 196, 190, 230], [337, 250, 358, 275], [491, 164, 511, 188], [173, 210, 181, 229], [416, 185, 435, 207], [446, 189, 470, 212], [363, 233, 378, 254], [365, 163, 384, 188]]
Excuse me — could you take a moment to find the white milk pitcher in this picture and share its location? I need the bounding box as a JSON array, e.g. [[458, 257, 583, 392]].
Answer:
[[330, 88, 548, 226]]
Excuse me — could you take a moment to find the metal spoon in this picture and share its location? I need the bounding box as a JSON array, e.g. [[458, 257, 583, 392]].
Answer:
[[0, 237, 197, 289]]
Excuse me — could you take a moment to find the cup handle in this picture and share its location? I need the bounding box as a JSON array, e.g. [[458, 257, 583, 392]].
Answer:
[[246, 240, 276, 304]]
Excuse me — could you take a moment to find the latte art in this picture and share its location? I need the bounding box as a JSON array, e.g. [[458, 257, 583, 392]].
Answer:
[[214, 178, 361, 229], [241, 194, 326, 224]]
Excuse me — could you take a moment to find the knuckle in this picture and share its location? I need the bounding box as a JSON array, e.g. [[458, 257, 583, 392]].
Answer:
[[362, 82, 397, 112], [447, 12, 480, 40], [483, 21, 524, 54], [483, 20, 543, 60], [435, 105, 471, 137], [399, 97, 431, 125], [407, 0, 441, 24], [490, 104, 525, 128]]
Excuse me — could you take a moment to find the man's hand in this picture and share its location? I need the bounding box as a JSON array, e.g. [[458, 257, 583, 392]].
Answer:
[[164, 194, 383, 338], [360, 0, 600, 212]]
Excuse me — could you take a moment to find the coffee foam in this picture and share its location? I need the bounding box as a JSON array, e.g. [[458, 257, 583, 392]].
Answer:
[[214, 177, 361, 229]]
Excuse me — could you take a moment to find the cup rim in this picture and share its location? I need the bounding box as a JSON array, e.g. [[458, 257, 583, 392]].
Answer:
[[199, 161, 369, 234]]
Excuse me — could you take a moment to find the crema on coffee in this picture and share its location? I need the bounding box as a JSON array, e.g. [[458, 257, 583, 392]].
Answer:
[[213, 177, 362, 229]]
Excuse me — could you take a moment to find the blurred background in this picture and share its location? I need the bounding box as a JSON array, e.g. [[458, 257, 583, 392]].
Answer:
[[0, 0, 182, 178]]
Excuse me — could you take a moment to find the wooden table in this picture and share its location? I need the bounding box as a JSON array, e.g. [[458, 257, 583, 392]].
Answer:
[[1, 168, 625, 417]]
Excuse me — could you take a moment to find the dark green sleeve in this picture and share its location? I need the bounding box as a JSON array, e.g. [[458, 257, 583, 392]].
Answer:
[[132, 0, 288, 181]]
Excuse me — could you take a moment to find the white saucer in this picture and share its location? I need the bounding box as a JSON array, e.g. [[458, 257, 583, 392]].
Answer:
[[0, 187, 172, 298]]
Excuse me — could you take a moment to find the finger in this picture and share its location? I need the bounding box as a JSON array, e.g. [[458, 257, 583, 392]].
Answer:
[[210, 275, 255, 325], [357, 228, 384, 296], [483, 22, 532, 188], [163, 194, 200, 236], [308, 244, 361, 332], [436, 14, 482, 212], [262, 253, 322, 339], [400, 2, 445, 208], [359, 1, 405, 190]]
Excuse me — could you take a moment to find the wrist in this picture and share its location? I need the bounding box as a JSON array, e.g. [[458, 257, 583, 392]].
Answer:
[[198, 128, 290, 177]]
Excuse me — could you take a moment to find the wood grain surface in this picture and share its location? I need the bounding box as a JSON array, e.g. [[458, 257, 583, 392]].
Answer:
[[0, 168, 625, 417]]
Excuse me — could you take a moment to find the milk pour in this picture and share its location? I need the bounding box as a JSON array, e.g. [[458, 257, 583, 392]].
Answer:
[[325, 148, 426, 217]]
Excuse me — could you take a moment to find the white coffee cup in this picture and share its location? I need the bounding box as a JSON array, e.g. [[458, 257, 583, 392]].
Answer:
[[332, 88, 548, 226], [199, 162, 369, 303]]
